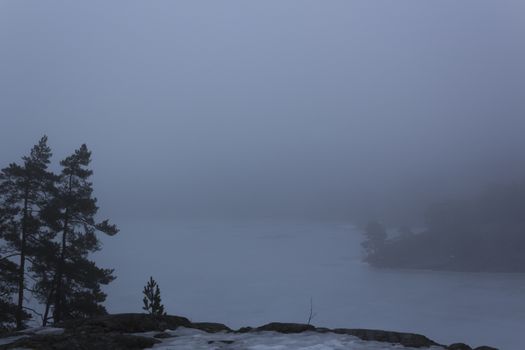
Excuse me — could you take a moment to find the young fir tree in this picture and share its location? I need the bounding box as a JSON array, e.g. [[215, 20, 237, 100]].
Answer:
[[0, 136, 53, 329], [142, 277, 166, 316], [33, 144, 118, 324]]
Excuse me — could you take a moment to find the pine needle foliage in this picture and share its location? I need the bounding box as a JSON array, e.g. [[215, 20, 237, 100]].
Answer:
[[142, 277, 166, 316], [0, 137, 118, 328]]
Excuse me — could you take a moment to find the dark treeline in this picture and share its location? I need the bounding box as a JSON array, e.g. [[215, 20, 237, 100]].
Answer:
[[362, 182, 525, 272], [0, 136, 118, 331]]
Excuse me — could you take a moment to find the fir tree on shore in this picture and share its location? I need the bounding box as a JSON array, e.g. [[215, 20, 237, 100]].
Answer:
[[0, 136, 54, 329], [0, 137, 118, 329], [142, 277, 166, 316]]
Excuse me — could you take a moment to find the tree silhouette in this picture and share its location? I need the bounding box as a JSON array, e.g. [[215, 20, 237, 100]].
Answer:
[[0, 138, 118, 328], [33, 144, 118, 324], [142, 277, 166, 316], [0, 136, 53, 329]]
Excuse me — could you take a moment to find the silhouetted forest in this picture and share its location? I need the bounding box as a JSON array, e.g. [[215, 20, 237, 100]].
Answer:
[[362, 183, 525, 272], [0, 137, 117, 331]]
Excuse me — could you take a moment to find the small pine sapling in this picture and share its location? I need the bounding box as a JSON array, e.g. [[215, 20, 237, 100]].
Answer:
[[142, 277, 166, 316]]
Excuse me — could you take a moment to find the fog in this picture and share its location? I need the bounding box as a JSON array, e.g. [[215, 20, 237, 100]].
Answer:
[[2, 2, 525, 348], [95, 220, 525, 349], [1, 1, 524, 221]]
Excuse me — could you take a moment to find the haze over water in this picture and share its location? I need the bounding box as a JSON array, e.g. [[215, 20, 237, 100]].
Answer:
[[97, 219, 525, 350]]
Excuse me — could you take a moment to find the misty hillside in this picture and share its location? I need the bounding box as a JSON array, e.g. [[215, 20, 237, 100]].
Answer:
[[362, 182, 525, 272]]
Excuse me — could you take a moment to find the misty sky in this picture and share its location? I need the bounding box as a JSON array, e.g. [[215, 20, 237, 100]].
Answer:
[[1, 1, 524, 220]]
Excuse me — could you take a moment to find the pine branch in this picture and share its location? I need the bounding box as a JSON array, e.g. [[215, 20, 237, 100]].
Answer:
[[25, 256, 37, 265], [0, 252, 20, 261], [22, 305, 43, 318]]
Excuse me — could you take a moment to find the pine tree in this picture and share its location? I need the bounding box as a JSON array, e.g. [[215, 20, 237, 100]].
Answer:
[[142, 277, 166, 316], [0, 257, 19, 332], [0, 136, 53, 329], [1, 206, 19, 331], [34, 144, 118, 324]]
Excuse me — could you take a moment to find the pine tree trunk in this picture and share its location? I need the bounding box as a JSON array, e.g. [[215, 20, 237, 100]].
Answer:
[[42, 299, 50, 327], [42, 277, 56, 326], [53, 174, 72, 324], [53, 215, 68, 324], [16, 186, 29, 330]]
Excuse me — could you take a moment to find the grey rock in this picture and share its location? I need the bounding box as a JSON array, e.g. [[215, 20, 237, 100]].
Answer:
[[62, 313, 191, 333], [333, 328, 440, 348], [0, 332, 160, 350], [236, 326, 253, 333], [448, 343, 472, 350], [190, 322, 231, 333], [256, 322, 316, 333]]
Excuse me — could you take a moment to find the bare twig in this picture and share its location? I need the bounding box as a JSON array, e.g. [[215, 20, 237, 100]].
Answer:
[[307, 297, 317, 325]]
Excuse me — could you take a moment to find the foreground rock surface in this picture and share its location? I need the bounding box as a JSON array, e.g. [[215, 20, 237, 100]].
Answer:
[[331, 328, 439, 348], [60, 313, 192, 333], [257, 322, 316, 333], [0, 332, 159, 350], [0, 313, 499, 350]]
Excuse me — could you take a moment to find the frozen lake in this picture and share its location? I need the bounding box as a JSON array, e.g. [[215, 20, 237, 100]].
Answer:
[[97, 219, 525, 349]]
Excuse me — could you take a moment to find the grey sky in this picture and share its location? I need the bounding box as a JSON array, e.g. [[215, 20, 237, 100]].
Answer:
[[1, 1, 524, 220]]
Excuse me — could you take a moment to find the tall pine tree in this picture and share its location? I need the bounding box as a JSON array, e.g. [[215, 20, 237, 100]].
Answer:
[[0, 136, 53, 329], [35, 144, 118, 324]]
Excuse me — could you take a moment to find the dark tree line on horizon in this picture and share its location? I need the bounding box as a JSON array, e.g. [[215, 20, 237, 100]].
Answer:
[[362, 182, 525, 272], [0, 136, 118, 331]]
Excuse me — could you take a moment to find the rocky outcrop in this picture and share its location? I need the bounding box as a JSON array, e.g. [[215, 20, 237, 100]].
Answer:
[[60, 313, 192, 333], [0, 314, 500, 350], [236, 326, 253, 333], [0, 332, 159, 350], [331, 328, 440, 348], [191, 322, 231, 333], [448, 343, 472, 350], [0, 314, 191, 350], [256, 322, 316, 333]]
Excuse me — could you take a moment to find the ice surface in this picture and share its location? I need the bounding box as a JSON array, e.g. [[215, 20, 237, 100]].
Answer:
[[150, 327, 446, 350], [96, 219, 525, 349]]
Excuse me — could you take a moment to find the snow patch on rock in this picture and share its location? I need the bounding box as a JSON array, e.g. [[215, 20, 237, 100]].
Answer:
[[149, 327, 446, 350]]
